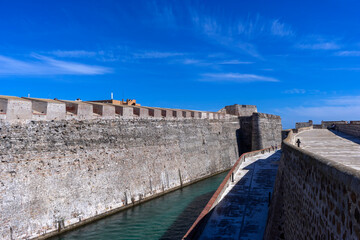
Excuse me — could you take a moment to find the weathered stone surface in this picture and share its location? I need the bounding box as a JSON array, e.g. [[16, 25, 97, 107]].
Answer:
[[0, 118, 241, 239], [219, 104, 257, 117], [265, 129, 360, 240], [251, 112, 282, 150], [295, 120, 313, 129]]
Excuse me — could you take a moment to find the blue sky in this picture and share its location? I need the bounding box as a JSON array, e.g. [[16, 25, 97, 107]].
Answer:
[[1, 0, 360, 128]]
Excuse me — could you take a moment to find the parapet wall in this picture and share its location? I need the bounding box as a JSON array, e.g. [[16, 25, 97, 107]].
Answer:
[[332, 122, 360, 138], [0, 117, 241, 239], [0, 96, 228, 122], [295, 120, 313, 129], [265, 127, 360, 239], [218, 104, 257, 117]]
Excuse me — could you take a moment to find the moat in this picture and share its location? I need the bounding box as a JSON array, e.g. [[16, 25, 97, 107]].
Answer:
[[50, 172, 228, 240]]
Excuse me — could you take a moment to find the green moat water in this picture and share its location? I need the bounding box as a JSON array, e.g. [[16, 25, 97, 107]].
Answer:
[[52, 171, 228, 240]]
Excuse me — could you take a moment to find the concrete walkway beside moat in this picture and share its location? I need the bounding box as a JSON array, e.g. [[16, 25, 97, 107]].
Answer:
[[198, 150, 281, 240], [296, 129, 360, 170]]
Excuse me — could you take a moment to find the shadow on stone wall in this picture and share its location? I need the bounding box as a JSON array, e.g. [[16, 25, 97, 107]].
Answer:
[[330, 129, 360, 144]]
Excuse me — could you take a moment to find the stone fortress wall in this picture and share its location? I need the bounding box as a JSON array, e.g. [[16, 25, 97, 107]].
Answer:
[[0, 95, 228, 122], [265, 126, 360, 239], [0, 95, 282, 239], [251, 112, 282, 151], [295, 120, 313, 129]]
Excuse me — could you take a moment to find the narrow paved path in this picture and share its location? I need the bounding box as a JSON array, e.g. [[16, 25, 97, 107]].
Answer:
[[296, 129, 360, 170], [199, 150, 281, 240]]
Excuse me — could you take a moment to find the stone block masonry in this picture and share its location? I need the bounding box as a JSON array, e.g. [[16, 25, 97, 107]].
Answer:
[[219, 104, 257, 117], [0, 96, 32, 121], [23, 97, 66, 121], [251, 112, 282, 151], [60, 100, 93, 120], [0, 117, 242, 239], [265, 128, 360, 239], [0, 95, 230, 122], [0, 99, 283, 239], [295, 120, 313, 129]]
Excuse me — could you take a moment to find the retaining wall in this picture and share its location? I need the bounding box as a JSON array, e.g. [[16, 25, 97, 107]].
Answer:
[[265, 127, 360, 239], [0, 117, 242, 239]]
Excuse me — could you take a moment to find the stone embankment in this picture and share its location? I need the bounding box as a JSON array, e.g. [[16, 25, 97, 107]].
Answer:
[[265, 127, 360, 239]]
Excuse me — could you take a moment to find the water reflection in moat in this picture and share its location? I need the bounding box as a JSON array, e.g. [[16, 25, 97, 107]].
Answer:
[[51, 171, 228, 240]]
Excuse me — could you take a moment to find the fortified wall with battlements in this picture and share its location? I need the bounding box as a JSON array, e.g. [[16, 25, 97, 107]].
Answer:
[[0, 95, 229, 121], [0, 95, 282, 240]]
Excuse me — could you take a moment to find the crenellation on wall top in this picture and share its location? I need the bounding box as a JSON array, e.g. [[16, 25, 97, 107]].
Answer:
[[252, 112, 281, 119], [218, 104, 257, 117], [0, 94, 237, 122]]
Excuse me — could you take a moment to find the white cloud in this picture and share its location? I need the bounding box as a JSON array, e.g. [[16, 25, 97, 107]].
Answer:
[[275, 95, 360, 128], [298, 42, 340, 50], [218, 60, 253, 65], [325, 67, 360, 71], [279, 106, 360, 119], [201, 73, 279, 83], [183, 59, 202, 65], [189, 11, 292, 59], [182, 59, 253, 66], [49, 50, 97, 58], [283, 88, 306, 94], [271, 19, 294, 37], [323, 96, 360, 106], [335, 51, 360, 56], [283, 88, 327, 95], [296, 35, 341, 50], [0, 55, 111, 76], [132, 51, 184, 59]]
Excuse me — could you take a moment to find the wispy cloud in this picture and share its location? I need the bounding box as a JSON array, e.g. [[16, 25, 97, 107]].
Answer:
[[201, 73, 279, 83], [278, 105, 360, 119], [0, 54, 111, 76], [147, 1, 176, 27], [183, 59, 202, 65], [335, 51, 360, 56], [283, 88, 326, 94], [325, 67, 360, 71], [182, 58, 253, 66], [49, 50, 98, 58], [296, 35, 341, 50], [275, 95, 360, 128], [271, 19, 294, 37], [218, 60, 253, 65], [324, 96, 360, 106], [190, 13, 263, 59], [132, 51, 184, 59], [189, 11, 295, 59], [283, 88, 306, 94], [298, 42, 340, 50]]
